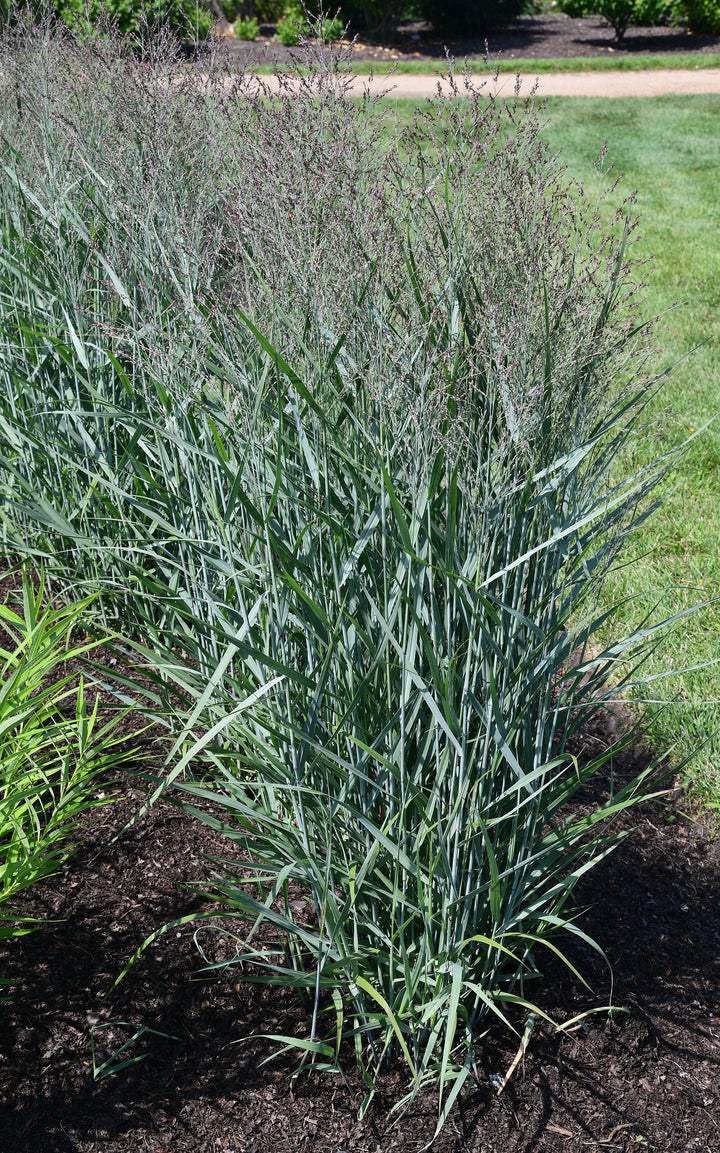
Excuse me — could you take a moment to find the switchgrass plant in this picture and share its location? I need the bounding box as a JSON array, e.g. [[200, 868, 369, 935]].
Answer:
[[0, 569, 132, 996], [0, 23, 692, 1125]]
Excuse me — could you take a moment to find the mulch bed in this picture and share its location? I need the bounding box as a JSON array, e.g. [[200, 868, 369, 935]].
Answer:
[[1, 707, 719, 1151], [222, 13, 720, 68]]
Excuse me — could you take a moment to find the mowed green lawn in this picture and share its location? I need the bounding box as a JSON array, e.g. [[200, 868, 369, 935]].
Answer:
[[539, 96, 720, 806], [341, 52, 720, 72], [389, 94, 720, 805], [257, 53, 720, 74]]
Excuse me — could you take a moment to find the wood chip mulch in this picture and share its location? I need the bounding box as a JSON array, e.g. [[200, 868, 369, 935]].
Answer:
[[1, 714, 719, 1151], [221, 13, 720, 68]]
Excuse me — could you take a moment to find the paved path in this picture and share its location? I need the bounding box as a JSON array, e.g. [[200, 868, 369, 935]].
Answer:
[[260, 69, 720, 99], [367, 68, 720, 99]]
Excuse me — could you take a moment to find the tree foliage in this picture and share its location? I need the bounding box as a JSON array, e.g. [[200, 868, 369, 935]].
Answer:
[[420, 0, 525, 36]]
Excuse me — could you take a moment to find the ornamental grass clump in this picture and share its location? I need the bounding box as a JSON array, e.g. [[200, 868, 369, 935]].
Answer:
[[0, 22, 686, 1127]]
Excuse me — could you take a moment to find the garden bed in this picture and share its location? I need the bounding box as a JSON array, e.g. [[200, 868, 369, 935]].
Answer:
[[223, 12, 720, 66], [1, 727, 719, 1152]]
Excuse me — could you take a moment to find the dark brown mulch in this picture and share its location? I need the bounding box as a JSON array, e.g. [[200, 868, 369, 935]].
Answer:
[[222, 13, 720, 68], [1, 715, 720, 1153]]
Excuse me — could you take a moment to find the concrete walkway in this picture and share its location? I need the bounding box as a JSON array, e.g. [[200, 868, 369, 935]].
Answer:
[[364, 68, 720, 99], [257, 68, 720, 99]]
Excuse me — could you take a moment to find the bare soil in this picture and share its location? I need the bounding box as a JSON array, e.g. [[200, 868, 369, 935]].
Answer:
[[1, 704, 720, 1151], [223, 12, 720, 68]]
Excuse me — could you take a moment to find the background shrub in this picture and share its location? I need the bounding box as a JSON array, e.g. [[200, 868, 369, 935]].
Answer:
[[558, 0, 681, 29], [320, 11, 343, 37], [276, 10, 304, 39], [342, 0, 412, 40], [257, 0, 286, 17], [52, 0, 213, 38], [557, 0, 591, 14], [420, 0, 525, 35], [234, 13, 259, 35], [680, 0, 720, 30]]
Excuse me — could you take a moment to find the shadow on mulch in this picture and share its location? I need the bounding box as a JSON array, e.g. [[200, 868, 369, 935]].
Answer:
[[1, 712, 719, 1152]]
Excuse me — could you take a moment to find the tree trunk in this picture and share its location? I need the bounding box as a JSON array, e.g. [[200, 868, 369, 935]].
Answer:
[[377, 0, 404, 43]]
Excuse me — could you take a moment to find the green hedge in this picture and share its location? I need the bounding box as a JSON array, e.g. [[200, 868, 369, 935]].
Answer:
[[558, 0, 692, 33], [681, 0, 720, 31], [4, 0, 215, 39]]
